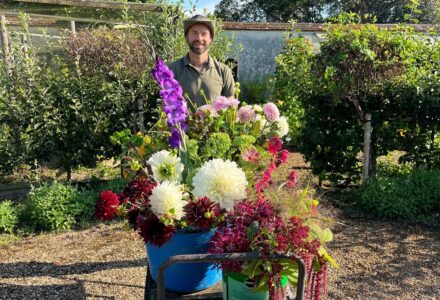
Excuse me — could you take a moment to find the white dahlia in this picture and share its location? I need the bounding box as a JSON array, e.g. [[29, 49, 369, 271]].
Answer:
[[147, 150, 184, 183], [276, 116, 289, 138], [150, 181, 185, 219], [192, 159, 248, 210]]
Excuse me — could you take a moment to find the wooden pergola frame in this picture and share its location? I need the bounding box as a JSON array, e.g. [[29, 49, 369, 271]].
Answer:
[[14, 0, 163, 12]]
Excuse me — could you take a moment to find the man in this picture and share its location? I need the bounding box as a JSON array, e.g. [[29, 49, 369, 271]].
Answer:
[[169, 15, 236, 108]]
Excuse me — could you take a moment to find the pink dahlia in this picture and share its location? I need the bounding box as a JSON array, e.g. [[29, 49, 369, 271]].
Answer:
[[237, 105, 256, 123], [263, 102, 280, 122], [196, 104, 218, 117], [212, 96, 240, 112]]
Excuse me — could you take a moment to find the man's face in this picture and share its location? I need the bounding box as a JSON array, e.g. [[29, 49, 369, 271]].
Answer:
[[186, 23, 212, 55]]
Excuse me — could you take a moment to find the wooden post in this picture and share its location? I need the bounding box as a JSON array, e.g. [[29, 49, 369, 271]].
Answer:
[[1, 15, 11, 75], [20, 33, 29, 59], [135, 91, 144, 133], [69, 20, 76, 35], [362, 113, 372, 182]]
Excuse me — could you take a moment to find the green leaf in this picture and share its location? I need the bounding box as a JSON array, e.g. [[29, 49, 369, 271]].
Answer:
[[253, 275, 269, 293], [246, 221, 259, 241], [242, 259, 263, 279]]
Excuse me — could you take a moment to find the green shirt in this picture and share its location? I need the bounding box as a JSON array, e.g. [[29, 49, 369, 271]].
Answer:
[[169, 55, 235, 108]]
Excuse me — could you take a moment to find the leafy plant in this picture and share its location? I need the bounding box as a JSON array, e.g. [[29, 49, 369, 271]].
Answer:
[[25, 182, 80, 231], [356, 169, 440, 222], [0, 200, 18, 234]]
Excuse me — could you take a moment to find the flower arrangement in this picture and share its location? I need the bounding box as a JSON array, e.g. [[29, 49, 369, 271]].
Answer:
[[209, 140, 337, 300], [100, 58, 336, 299]]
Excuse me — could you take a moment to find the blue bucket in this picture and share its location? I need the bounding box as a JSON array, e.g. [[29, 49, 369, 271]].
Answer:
[[146, 229, 222, 293]]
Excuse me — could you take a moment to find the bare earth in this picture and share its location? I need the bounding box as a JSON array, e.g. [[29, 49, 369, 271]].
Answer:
[[1, 217, 439, 300]]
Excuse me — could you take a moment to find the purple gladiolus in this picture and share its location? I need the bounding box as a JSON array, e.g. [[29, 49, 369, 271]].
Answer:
[[152, 59, 189, 148], [169, 128, 181, 149]]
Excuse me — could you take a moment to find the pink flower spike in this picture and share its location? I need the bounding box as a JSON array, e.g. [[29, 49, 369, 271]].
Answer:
[[287, 170, 299, 188], [268, 137, 283, 154], [278, 150, 289, 164]]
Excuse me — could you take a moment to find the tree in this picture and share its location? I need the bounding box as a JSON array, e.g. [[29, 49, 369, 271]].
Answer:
[[215, 0, 328, 22], [326, 0, 440, 24], [215, 0, 440, 23], [275, 16, 439, 185]]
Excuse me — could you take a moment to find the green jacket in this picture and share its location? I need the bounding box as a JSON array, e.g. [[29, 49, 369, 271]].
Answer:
[[169, 55, 235, 109]]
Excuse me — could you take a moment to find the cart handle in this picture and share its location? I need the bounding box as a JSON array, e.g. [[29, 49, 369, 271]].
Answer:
[[156, 252, 306, 300]]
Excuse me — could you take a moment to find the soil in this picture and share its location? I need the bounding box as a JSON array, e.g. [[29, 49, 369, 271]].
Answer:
[[1, 216, 439, 300]]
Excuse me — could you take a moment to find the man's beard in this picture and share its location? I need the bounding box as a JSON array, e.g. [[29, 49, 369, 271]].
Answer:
[[188, 40, 210, 55]]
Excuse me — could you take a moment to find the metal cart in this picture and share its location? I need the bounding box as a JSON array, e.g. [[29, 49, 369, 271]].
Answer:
[[145, 253, 306, 300]]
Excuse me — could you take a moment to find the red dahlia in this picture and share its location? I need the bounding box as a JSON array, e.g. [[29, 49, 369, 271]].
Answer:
[[183, 197, 221, 230], [95, 190, 119, 221], [137, 212, 175, 247]]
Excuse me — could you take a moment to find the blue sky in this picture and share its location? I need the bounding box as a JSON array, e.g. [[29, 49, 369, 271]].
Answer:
[[180, 0, 220, 15]]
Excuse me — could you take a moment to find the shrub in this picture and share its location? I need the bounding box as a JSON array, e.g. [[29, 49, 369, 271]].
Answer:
[[275, 17, 440, 184], [63, 28, 151, 80], [26, 182, 80, 231], [0, 200, 18, 233], [356, 169, 440, 222]]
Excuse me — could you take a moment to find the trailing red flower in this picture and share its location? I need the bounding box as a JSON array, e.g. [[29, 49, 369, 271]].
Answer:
[[287, 170, 299, 188], [95, 190, 119, 221], [209, 198, 329, 300], [277, 150, 289, 165], [137, 212, 176, 247], [183, 197, 222, 230]]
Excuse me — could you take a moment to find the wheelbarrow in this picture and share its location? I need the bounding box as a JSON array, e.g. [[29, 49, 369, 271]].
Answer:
[[144, 253, 306, 300]]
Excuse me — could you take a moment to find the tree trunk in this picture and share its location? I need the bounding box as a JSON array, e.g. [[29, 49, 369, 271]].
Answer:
[[362, 113, 372, 182], [66, 166, 72, 181], [1, 15, 10, 75]]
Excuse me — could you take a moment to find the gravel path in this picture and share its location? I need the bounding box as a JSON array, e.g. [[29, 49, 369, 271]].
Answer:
[[1, 218, 439, 300]]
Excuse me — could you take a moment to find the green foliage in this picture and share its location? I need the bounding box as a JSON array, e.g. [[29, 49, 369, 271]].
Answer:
[[25, 182, 80, 231], [0, 200, 18, 234], [232, 135, 256, 150], [325, 0, 440, 24], [215, 0, 329, 22], [275, 17, 440, 184], [356, 169, 440, 222], [274, 33, 314, 145], [215, 0, 440, 23], [201, 133, 232, 159], [239, 77, 275, 104]]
